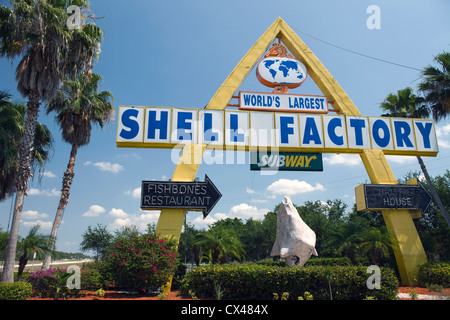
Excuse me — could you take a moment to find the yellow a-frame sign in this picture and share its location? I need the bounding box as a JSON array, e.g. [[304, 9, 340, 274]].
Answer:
[[126, 17, 429, 288]]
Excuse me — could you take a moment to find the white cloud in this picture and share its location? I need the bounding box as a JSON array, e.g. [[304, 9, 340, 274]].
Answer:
[[109, 208, 128, 218], [22, 210, 49, 220], [189, 203, 270, 230], [436, 123, 450, 148], [385, 155, 417, 164], [109, 210, 160, 231], [42, 171, 57, 178], [125, 187, 141, 199], [323, 154, 361, 167], [28, 188, 60, 197], [266, 179, 326, 195], [23, 220, 52, 229], [84, 161, 124, 173], [229, 203, 268, 220], [82, 205, 106, 217], [191, 215, 217, 230], [246, 187, 256, 194], [436, 123, 450, 136], [250, 199, 268, 203]]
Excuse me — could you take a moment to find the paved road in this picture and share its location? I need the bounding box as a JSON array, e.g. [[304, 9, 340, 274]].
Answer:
[[0, 260, 93, 272]]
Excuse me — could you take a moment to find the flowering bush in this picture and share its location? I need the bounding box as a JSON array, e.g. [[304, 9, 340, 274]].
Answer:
[[26, 266, 102, 298], [26, 268, 59, 297], [105, 232, 178, 293]]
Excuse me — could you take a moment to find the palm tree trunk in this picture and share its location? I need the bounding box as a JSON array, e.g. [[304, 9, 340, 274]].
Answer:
[[16, 254, 28, 281], [42, 144, 78, 270], [416, 156, 450, 228], [1, 95, 40, 283]]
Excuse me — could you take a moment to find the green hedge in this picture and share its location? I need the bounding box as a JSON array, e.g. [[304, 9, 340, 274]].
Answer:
[[254, 257, 352, 267], [181, 264, 398, 300], [0, 282, 33, 300], [417, 262, 450, 287]]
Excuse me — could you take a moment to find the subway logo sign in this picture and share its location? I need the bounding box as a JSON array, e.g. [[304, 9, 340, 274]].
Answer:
[[116, 106, 439, 156], [250, 152, 323, 171]]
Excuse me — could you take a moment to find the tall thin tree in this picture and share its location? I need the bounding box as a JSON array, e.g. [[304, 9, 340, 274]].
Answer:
[[0, 0, 101, 282], [419, 52, 450, 122], [41, 73, 114, 270], [0, 91, 53, 201], [418, 52, 450, 228], [379, 87, 450, 228]]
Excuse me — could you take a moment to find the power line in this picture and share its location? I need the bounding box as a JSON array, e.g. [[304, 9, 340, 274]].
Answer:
[[292, 27, 423, 72]]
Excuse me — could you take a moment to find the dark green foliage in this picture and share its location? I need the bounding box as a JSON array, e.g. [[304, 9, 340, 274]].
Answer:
[[181, 263, 398, 300], [0, 281, 32, 300], [417, 261, 450, 287]]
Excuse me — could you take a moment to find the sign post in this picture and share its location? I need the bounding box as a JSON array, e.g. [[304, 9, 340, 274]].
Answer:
[[117, 18, 436, 287]]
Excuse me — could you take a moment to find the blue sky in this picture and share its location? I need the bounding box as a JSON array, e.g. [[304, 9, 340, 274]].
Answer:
[[1, 0, 449, 254]]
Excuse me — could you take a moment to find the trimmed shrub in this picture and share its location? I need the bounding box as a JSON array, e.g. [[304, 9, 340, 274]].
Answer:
[[305, 257, 352, 266], [103, 232, 178, 292], [417, 262, 450, 287], [181, 263, 398, 300], [0, 282, 33, 300]]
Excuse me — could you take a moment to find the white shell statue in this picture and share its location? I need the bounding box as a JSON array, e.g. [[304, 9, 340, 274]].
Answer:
[[270, 195, 318, 266]]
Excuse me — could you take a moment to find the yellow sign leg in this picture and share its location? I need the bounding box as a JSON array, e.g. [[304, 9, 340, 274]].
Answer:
[[156, 144, 206, 293]]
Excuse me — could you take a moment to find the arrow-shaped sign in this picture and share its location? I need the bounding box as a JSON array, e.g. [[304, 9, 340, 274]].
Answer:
[[140, 175, 222, 218], [355, 181, 432, 212]]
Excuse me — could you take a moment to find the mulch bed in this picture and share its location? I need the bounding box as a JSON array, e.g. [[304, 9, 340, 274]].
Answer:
[[397, 286, 450, 300], [26, 290, 192, 300], [26, 287, 450, 300]]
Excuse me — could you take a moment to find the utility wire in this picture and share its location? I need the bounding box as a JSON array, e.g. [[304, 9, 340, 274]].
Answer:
[[292, 27, 422, 72]]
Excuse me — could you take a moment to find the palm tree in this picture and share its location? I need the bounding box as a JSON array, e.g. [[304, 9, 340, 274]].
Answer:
[[419, 52, 450, 122], [380, 87, 429, 118], [15, 225, 50, 281], [0, 90, 53, 201], [0, 0, 102, 282], [41, 73, 114, 270], [193, 225, 245, 264], [359, 227, 398, 265], [328, 225, 361, 265], [380, 87, 450, 228]]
